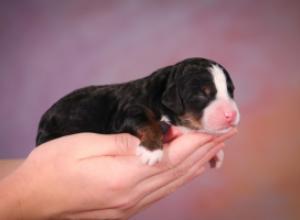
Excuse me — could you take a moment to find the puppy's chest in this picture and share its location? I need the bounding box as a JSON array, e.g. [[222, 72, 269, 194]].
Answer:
[[159, 121, 171, 135]]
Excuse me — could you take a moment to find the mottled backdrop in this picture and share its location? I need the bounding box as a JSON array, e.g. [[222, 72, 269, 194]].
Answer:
[[1, 0, 300, 219]]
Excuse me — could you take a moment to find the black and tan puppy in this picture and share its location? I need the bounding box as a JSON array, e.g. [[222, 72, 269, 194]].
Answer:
[[36, 58, 240, 167]]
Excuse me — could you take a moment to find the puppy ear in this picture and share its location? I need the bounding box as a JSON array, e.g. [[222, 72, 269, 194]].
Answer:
[[162, 82, 184, 115]]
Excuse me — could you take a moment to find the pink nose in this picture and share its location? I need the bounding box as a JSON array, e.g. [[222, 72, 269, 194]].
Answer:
[[224, 111, 237, 125]]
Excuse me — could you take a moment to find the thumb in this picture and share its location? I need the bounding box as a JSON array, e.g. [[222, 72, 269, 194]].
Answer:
[[76, 133, 141, 158], [163, 126, 183, 143], [106, 133, 141, 155]]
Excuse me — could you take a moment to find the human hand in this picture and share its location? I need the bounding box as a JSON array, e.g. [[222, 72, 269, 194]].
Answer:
[[0, 128, 237, 220]]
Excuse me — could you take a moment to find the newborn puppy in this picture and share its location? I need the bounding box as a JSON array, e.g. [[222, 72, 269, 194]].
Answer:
[[36, 58, 240, 167]]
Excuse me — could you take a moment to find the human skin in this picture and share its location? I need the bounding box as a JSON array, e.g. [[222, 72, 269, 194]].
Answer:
[[0, 128, 237, 220]]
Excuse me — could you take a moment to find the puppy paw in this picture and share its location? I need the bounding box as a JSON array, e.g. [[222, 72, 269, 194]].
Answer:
[[209, 149, 225, 169], [136, 145, 163, 166]]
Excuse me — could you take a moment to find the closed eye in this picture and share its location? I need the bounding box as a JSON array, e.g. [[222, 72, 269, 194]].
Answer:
[[201, 85, 211, 96], [197, 87, 214, 102]]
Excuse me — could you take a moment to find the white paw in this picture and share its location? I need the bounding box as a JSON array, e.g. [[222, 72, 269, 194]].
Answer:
[[136, 145, 163, 166], [214, 149, 225, 169]]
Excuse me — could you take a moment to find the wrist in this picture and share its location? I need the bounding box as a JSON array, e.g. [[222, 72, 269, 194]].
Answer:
[[0, 159, 53, 220], [0, 169, 25, 219]]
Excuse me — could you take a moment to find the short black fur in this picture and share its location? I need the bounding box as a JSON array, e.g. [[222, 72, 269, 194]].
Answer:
[[36, 58, 234, 152]]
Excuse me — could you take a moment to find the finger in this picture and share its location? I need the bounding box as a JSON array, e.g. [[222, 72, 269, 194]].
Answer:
[[65, 142, 222, 220], [187, 142, 225, 170], [163, 132, 214, 167], [127, 165, 206, 218], [131, 130, 236, 199], [76, 133, 140, 159], [119, 132, 214, 182], [84, 128, 235, 186], [179, 128, 237, 170], [178, 128, 237, 170], [121, 129, 234, 182], [163, 127, 236, 167], [163, 126, 184, 143], [211, 128, 237, 145], [65, 148, 211, 220], [64, 208, 124, 220], [98, 128, 236, 184], [132, 142, 224, 201]]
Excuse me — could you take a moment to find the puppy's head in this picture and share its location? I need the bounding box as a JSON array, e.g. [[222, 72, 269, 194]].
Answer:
[[162, 58, 240, 134]]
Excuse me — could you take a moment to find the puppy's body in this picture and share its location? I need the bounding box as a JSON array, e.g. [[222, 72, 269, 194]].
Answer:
[[37, 66, 173, 145], [36, 58, 240, 166]]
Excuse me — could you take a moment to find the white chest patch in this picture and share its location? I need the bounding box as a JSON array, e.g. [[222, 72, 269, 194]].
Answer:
[[160, 115, 171, 123], [210, 65, 230, 99]]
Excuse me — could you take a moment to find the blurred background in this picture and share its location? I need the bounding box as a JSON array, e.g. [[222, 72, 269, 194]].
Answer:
[[1, 0, 300, 219]]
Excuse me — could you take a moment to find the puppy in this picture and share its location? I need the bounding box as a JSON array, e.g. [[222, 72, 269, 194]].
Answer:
[[36, 58, 240, 167]]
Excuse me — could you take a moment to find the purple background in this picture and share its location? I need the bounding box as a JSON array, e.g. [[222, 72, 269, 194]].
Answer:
[[1, 0, 300, 219]]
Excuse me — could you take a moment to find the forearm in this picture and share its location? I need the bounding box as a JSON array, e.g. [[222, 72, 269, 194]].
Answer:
[[0, 159, 48, 220], [0, 160, 24, 219], [0, 160, 24, 180]]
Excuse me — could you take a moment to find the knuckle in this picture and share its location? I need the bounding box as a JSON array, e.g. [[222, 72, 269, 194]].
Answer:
[[166, 157, 179, 169], [200, 145, 211, 156], [114, 133, 134, 152], [116, 194, 136, 210], [172, 166, 186, 179], [187, 164, 205, 180], [114, 134, 126, 149], [166, 186, 177, 196], [184, 160, 195, 170], [174, 174, 190, 189]]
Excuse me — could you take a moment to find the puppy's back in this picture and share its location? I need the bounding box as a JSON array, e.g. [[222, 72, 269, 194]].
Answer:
[[36, 86, 117, 145]]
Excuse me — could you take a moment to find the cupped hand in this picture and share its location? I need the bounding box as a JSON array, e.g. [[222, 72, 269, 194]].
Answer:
[[3, 128, 237, 220]]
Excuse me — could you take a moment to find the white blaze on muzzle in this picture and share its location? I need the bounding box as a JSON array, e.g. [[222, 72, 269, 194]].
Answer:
[[202, 65, 240, 133]]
